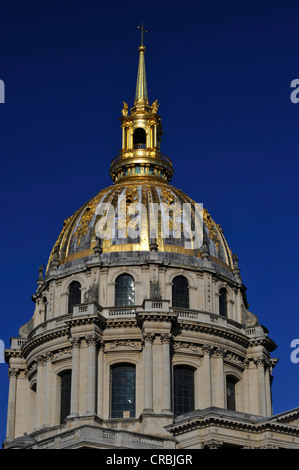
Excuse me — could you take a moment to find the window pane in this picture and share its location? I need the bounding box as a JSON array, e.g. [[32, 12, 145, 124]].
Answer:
[[226, 377, 236, 410], [68, 281, 81, 313], [219, 288, 227, 317], [60, 370, 72, 423], [115, 274, 135, 306], [172, 276, 189, 309], [110, 364, 136, 418], [174, 366, 194, 416]]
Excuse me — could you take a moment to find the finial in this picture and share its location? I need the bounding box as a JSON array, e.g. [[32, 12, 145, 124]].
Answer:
[[138, 22, 148, 46], [50, 245, 60, 270], [37, 265, 44, 286], [232, 253, 241, 278]]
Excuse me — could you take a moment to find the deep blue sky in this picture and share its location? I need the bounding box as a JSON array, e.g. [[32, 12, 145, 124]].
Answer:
[[0, 0, 299, 445]]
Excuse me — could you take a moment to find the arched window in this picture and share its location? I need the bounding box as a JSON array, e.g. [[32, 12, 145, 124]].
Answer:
[[115, 274, 135, 307], [59, 370, 72, 424], [172, 275, 189, 309], [110, 364, 136, 418], [173, 365, 195, 416], [68, 281, 81, 313], [219, 288, 228, 317], [226, 376, 237, 411], [133, 128, 146, 149]]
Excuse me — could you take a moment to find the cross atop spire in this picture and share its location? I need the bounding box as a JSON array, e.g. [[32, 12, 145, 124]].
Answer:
[[135, 23, 149, 106], [137, 22, 148, 46]]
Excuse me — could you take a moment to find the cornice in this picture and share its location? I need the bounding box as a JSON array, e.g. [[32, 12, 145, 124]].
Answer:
[[176, 321, 250, 348], [167, 412, 299, 438], [22, 327, 70, 357]]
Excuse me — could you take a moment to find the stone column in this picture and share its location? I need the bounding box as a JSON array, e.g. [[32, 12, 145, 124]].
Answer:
[[242, 359, 251, 414], [201, 345, 212, 408], [212, 347, 225, 408], [6, 368, 19, 439], [86, 335, 98, 415], [97, 341, 104, 418], [265, 360, 272, 417], [161, 333, 172, 413], [70, 337, 81, 417], [236, 288, 243, 323], [43, 353, 53, 426], [35, 355, 45, 429], [143, 333, 155, 413], [255, 357, 267, 416]]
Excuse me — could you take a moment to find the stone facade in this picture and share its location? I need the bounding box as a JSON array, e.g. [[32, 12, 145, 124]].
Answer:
[[4, 250, 299, 449]]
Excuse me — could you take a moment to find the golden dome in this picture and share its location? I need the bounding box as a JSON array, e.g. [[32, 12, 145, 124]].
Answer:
[[46, 36, 234, 274], [46, 180, 233, 274]]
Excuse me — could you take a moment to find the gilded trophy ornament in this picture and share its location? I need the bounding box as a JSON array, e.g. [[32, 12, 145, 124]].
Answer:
[[121, 102, 128, 116], [150, 100, 160, 114]]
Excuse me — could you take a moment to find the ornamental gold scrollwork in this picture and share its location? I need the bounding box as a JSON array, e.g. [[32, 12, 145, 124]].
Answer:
[[203, 209, 220, 253], [73, 192, 106, 246], [116, 188, 140, 237], [159, 189, 182, 233], [160, 189, 174, 205]]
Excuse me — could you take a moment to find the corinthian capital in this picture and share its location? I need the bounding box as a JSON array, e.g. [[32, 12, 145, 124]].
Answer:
[[70, 337, 81, 348], [254, 356, 265, 367], [8, 368, 20, 379], [202, 344, 213, 355], [213, 347, 227, 358], [160, 333, 172, 344], [142, 332, 155, 344], [85, 335, 98, 347]]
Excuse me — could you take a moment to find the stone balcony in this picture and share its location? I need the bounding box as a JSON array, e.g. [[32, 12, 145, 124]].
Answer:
[[9, 337, 27, 350], [8, 302, 271, 354]]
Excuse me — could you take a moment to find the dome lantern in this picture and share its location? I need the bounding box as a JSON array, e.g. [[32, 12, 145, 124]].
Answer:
[[110, 25, 174, 184]]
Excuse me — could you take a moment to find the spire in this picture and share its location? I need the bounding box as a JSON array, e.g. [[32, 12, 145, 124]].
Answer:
[[135, 23, 149, 106], [109, 27, 174, 184]]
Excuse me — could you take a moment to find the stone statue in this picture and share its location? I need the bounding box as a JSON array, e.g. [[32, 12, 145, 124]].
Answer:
[[84, 284, 99, 304], [150, 281, 162, 300]]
